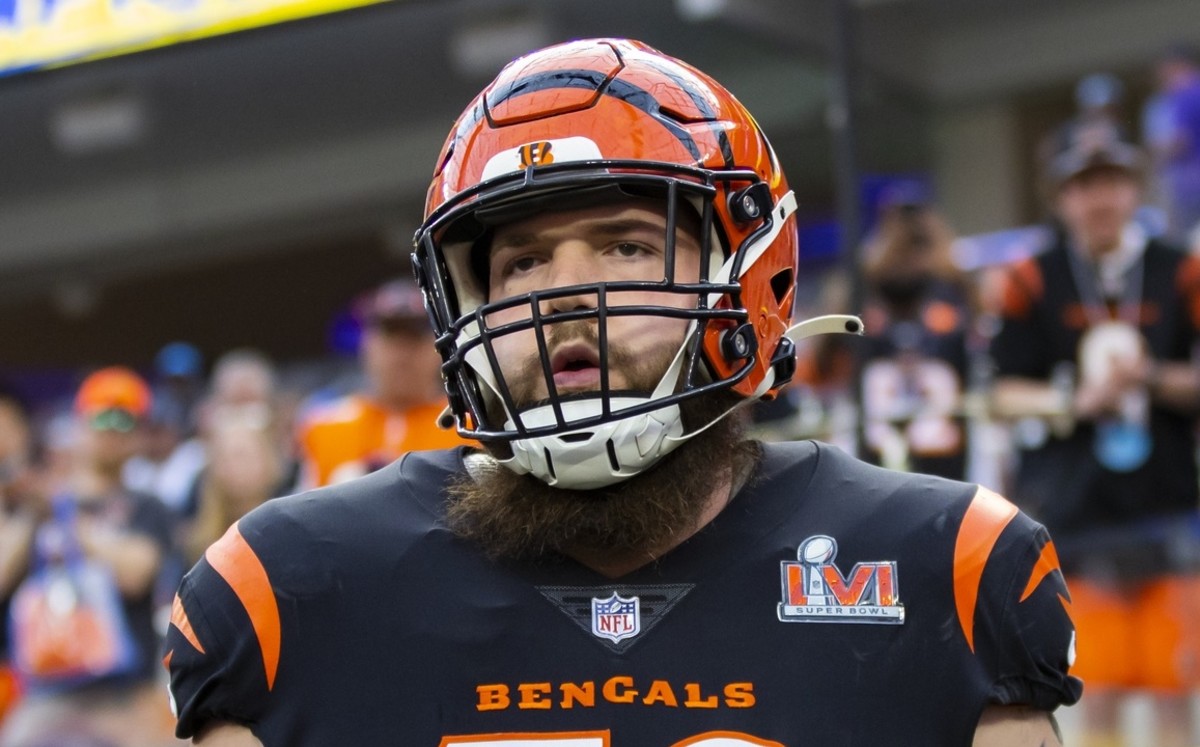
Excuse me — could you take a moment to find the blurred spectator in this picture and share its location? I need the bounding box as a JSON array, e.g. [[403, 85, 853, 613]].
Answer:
[[0, 368, 180, 747], [0, 389, 37, 728], [184, 420, 285, 566], [856, 194, 975, 479], [198, 348, 277, 438], [121, 397, 206, 517], [296, 277, 470, 488], [989, 120, 1200, 746], [1144, 44, 1200, 243], [776, 189, 976, 479], [122, 344, 206, 516], [184, 349, 296, 514]]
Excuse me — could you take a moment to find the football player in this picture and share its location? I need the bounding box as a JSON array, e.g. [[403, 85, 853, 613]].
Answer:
[[165, 39, 1080, 746]]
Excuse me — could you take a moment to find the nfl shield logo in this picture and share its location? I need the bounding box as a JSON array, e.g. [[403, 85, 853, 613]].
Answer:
[[591, 592, 640, 643]]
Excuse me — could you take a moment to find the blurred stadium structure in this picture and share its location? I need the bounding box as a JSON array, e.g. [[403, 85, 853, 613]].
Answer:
[[1, 0, 1198, 371]]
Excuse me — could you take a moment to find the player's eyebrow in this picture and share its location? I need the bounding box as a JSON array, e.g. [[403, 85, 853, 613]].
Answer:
[[492, 217, 688, 253]]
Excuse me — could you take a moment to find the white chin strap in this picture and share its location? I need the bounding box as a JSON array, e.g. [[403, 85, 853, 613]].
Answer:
[[784, 313, 864, 342], [502, 397, 685, 490], [743, 313, 865, 400]]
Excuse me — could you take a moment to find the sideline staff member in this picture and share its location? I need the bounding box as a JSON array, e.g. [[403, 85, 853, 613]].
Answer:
[[991, 119, 1200, 746], [165, 39, 1080, 746]]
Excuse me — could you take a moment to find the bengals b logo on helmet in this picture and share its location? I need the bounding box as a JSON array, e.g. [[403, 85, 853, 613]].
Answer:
[[517, 141, 555, 169]]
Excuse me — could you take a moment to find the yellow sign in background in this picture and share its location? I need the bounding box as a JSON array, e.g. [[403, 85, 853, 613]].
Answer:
[[0, 0, 388, 75]]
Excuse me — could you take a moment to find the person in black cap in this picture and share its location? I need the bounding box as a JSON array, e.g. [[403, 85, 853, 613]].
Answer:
[[990, 118, 1200, 746]]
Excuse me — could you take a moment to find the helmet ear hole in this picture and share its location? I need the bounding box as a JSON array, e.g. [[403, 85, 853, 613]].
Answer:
[[769, 268, 794, 306]]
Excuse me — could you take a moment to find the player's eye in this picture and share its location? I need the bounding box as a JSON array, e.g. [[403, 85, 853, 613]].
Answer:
[[610, 241, 655, 259], [510, 255, 542, 273], [496, 253, 543, 279]]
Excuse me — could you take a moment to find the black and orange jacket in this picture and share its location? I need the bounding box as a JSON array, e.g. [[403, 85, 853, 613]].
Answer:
[[990, 238, 1200, 539], [164, 443, 1080, 746], [993, 238, 1200, 380]]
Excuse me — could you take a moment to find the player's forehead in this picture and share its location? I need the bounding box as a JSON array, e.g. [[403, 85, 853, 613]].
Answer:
[[490, 198, 701, 250]]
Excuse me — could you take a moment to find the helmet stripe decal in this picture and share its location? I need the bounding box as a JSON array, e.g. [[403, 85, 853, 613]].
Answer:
[[484, 69, 704, 161], [717, 130, 734, 169], [638, 56, 735, 169], [485, 68, 610, 111]]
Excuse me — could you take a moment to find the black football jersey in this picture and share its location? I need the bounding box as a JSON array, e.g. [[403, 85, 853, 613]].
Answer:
[[165, 442, 1080, 746]]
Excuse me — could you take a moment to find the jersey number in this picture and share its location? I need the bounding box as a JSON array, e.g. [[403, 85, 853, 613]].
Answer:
[[440, 731, 782, 747]]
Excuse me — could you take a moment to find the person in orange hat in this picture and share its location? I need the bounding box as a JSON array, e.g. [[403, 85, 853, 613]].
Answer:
[[0, 368, 182, 747], [296, 278, 471, 488], [73, 367, 154, 495]]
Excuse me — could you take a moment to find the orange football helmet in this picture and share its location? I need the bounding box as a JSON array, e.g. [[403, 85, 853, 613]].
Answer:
[[413, 38, 805, 488]]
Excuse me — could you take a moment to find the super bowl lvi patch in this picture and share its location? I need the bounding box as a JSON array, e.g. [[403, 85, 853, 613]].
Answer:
[[778, 535, 905, 624]]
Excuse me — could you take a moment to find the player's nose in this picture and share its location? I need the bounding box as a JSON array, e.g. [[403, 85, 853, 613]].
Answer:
[[541, 243, 598, 314]]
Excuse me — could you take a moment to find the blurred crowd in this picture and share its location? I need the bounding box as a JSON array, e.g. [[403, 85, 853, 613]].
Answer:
[[0, 279, 470, 746], [0, 43, 1199, 747]]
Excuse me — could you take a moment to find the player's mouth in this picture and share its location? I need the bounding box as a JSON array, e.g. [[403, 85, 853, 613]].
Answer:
[[550, 343, 603, 392]]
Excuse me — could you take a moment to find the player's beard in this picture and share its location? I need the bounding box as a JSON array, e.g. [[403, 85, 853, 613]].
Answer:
[[446, 321, 759, 563]]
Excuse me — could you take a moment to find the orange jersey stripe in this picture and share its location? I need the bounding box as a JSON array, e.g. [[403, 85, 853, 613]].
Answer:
[[205, 522, 282, 690], [1019, 540, 1064, 603], [169, 592, 206, 654], [953, 486, 1018, 653], [1000, 257, 1044, 319], [1178, 254, 1200, 329]]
